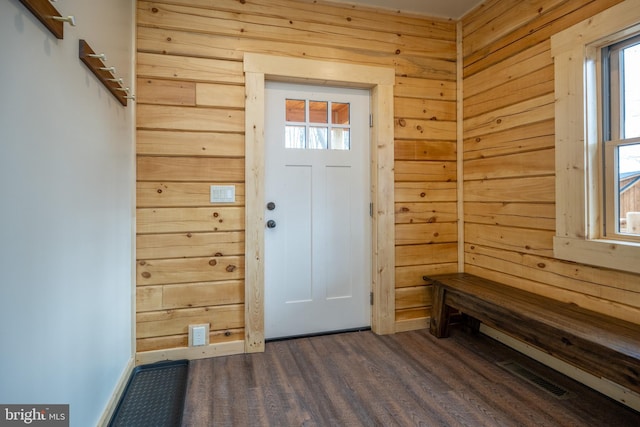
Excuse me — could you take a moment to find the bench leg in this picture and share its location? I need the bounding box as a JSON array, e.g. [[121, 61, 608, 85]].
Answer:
[[430, 284, 450, 338]]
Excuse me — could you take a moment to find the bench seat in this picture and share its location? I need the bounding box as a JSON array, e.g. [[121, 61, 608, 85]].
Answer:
[[425, 273, 640, 395]]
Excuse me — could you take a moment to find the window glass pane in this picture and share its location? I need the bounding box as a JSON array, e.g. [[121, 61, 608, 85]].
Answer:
[[618, 143, 640, 234], [308, 127, 328, 149], [331, 128, 350, 150], [623, 44, 640, 139], [286, 99, 305, 122], [331, 103, 350, 124], [285, 126, 306, 149], [309, 101, 328, 123]]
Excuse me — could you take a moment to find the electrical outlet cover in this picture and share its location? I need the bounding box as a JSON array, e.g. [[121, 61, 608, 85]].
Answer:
[[188, 324, 209, 347]]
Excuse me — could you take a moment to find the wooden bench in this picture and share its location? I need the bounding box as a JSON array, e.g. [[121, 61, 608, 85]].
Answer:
[[424, 273, 640, 395]]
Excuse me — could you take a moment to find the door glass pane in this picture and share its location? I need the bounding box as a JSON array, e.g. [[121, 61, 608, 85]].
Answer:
[[623, 44, 640, 138], [286, 99, 305, 122], [285, 126, 306, 149], [331, 128, 350, 150], [309, 127, 328, 149], [618, 143, 640, 234], [332, 103, 350, 124], [309, 101, 328, 123]]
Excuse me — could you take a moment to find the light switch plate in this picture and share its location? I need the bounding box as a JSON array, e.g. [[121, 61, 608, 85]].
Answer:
[[210, 185, 235, 203], [189, 324, 209, 347]]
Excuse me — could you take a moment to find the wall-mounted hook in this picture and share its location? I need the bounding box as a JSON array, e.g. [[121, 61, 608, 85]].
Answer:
[[87, 53, 107, 61], [18, 0, 66, 39], [51, 15, 76, 26], [78, 39, 128, 107], [124, 95, 136, 101]]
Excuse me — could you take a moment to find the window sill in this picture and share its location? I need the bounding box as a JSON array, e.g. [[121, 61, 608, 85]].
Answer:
[[553, 236, 640, 274]]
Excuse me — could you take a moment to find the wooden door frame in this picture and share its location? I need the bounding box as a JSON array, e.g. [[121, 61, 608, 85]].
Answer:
[[243, 53, 395, 352]]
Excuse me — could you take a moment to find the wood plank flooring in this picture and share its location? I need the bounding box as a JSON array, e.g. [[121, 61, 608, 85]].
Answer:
[[182, 329, 640, 426]]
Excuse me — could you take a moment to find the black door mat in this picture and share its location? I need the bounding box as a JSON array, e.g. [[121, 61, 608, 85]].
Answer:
[[109, 360, 189, 427]]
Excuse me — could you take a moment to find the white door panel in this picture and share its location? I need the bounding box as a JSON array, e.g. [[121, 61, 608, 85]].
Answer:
[[264, 82, 371, 339]]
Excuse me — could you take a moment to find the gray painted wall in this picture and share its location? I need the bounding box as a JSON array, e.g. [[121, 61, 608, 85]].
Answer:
[[0, 1, 135, 425]]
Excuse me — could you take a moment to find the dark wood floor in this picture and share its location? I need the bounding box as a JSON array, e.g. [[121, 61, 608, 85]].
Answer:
[[182, 328, 640, 426]]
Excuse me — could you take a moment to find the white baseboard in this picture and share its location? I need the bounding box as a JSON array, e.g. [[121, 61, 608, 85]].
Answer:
[[480, 324, 640, 412], [97, 357, 135, 427]]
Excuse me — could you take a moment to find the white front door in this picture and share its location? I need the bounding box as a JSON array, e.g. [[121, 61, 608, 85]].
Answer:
[[264, 82, 371, 340]]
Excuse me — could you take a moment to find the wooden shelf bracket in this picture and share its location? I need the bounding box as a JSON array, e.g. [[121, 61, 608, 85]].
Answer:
[[18, 0, 75, 39], [79, 40, 132, 107]]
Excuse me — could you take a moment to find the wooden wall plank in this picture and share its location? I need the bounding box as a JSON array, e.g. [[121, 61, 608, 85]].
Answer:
[[136, 78, 196, 105], [137, 26, 456, 81], [137, 52, 244, 83], [464, 149, 554, 181], [464, 177, 555, 203], [394, 118, 456, 141], [137, 130, 244, 157], [136, 328, 244, 352], [465, 244, 640, 303], [396, 243, 458, 266], [463, 0, 566, 57], [464, 94, 555, 140], [137, 1, 455, 60], [395, 182, 457, 203], [395, 223, 457, 245], [136, 231, 244, 260], [463, 0, 624, 77], [395, 264, 457, 288], [464, 42, 551, 99], [465, 66, 554, 118], [464, 120, 554, 161], [137, 207, 245, 234], [395, 286, 432, 310], [394, 140, 456, 161], [394, 202, 457, 224], [137, 182, 245, 207], [137, 104, 244, 132], [465, 223, 554, 257], [196, 83, 245, 108], [395, 161, 456, 182], [159, 0, 456, 41], [464, 202, 555, 230], [163, 280, 244, 308], [137, 157, 244, 182], [137, 304, 244, 338], [395, 77, 456, 99], [137, 256, 245, 286], [394, 98, 456, 122]]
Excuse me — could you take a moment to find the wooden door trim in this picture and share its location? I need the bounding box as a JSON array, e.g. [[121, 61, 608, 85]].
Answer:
[[244, 53, 396, 352]]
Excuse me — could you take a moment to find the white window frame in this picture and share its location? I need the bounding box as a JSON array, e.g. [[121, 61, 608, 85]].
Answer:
[[551, 0, 640, 274]]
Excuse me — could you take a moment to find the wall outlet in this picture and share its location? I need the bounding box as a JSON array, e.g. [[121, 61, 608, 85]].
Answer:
[[188, 324, 209, 347]]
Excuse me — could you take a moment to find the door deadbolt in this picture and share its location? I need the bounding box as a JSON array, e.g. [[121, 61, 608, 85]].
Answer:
[[266, 220, 276, 229], [267, 202, 276, 210]]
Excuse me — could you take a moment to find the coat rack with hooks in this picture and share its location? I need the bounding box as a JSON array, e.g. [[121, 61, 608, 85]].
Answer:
[[18, 0, 75, 39], [79, 40, 133, 107]]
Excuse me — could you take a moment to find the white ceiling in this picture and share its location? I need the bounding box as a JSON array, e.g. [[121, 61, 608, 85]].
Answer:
[[326, 0, 484, 20]]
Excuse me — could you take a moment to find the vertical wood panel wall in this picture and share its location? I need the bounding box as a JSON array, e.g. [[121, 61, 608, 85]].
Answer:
[[462, 0, 640, 324], [135, 0, 457, 354]]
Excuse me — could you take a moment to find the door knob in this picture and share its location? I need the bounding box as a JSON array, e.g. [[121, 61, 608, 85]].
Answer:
[[267, 202, 276, 210], [266, 220, 276, 229]]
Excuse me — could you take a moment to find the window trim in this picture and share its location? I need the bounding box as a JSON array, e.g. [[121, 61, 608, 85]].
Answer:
[[551, 0, 640, 274]]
